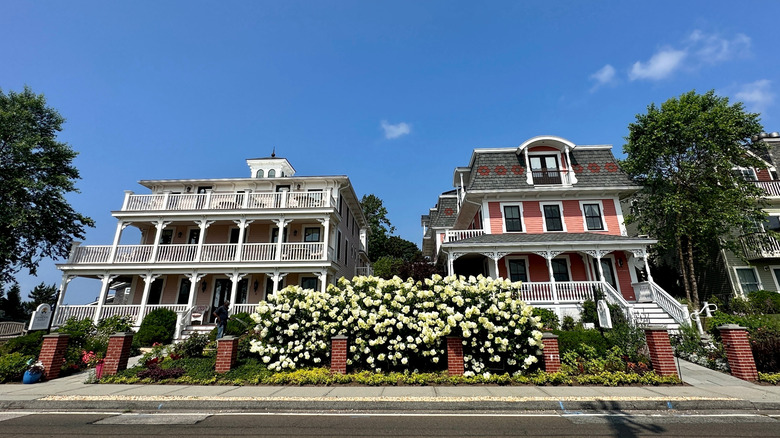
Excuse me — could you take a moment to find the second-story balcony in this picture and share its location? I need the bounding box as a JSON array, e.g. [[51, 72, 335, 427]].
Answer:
[[445, 229, 485, 242], [753, 181, 780, 197], [66, 242, 326, 266], [531, 169, 573, 186], [741, 232, 780, 260], [121, 190, 336, 212]]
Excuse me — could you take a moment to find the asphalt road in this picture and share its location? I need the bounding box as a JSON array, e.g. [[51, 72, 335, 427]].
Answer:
[[1, 411, 779, 437]]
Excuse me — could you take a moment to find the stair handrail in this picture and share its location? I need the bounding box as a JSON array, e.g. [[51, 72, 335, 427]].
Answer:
[[598, 281, 635, 324], [174, 306, 197, 340], [647, 281, 690, 327]]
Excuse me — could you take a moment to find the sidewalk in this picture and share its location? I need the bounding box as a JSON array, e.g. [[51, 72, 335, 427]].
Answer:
[[1, 359, 780, 413]]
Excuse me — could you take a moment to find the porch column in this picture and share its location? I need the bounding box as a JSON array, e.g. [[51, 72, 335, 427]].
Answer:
[[446, 252, 455, 276], [194, 219, 213, 262], [319, 270, 328, 293], [271, 271, 287, 295], [136, 273, 160, 326], [108, 221, 130, 263], [564, 146, 577, 184], [186, 272, 205, 308], [225, 271, 246, 310], [149, 220, 171, 263], [51, 274, 74, 327], [643, 253, 654, 282], [94, 274, 117, 324], [233, 219, 253, 261], [318, 218, 331, 261], [533, 250, 563, 304], [274, 218, 291, 261]]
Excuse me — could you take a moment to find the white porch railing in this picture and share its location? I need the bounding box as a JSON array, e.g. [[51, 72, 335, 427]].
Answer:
[[741, 232, 780, 260], [123, 190, 332, 212], [646, 281, 690, 326], [53, 304, 189, 327], [157, 244, 197, 262], [599, 282, 635, 323], [113, 245, 154, 263], [445, 229, 485, 242], [242, 243, 277, 261], [281, 242, 325, 260], [231, 303, 258, 315], [53, 305, 97, 326], [200, 244, 237, 262], [753, 181, 780, 197], [356, 266, 373, 276], [71, 245, 112, 264], [520, 281, 601, 303]]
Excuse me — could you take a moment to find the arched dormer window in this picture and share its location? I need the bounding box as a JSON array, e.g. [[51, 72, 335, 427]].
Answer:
[[256, 169, 264, 178], [268, 169, 276, 178]]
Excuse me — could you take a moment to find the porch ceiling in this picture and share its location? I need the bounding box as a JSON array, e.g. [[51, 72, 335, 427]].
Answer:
[[441, 232, 656, 252]]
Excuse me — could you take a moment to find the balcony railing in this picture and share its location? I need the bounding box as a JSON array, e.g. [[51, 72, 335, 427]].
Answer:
[[68, 242, 327, 265], [519, 281, 599, 303], [741, 232, 780, 260], [753, 181, 780, 197], [531, 169, 572, 185], [445, 229, 485, 242], [122, 190, 333, 212]]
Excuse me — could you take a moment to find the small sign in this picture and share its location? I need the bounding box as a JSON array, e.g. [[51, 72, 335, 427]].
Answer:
[[28, 304, 52, 331], [597, 300, 612, 329]]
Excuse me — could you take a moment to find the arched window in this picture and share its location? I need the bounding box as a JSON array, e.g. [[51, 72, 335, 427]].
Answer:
[[268, 169, 276, 178], [256, 169, 264, 178]]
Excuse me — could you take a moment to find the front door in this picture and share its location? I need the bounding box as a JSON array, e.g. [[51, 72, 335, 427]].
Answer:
[[147, 278, 164, 304], [177, 278, 191, 305], [187, 228, 200, 244], [600, 258, 618, 292], [211, 279, 231, 322]]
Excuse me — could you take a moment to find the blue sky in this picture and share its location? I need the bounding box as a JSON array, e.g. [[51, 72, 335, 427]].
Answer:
[[4, 1, 779, 304]]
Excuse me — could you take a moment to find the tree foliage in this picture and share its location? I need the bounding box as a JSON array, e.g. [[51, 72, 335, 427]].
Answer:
[[360, 194, 396, 262], [24, 282, 57, 314], [621, 90, 765, 311], [0, 87, 94, 284], [0, 283, 28, 321]]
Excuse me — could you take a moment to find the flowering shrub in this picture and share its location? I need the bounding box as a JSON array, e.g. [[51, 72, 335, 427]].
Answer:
[[81, 350, 103, 367], [249, 275, 544, 376]]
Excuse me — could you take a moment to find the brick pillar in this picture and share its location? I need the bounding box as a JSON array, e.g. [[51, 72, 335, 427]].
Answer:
[[215, 336, 238, 373], [719, 324, 758, 381], [39, 333, 69, 381], [542, 332, 561, 373], [103, 332, 134, 375], [446, 336, 464, 376], [644, 326, 678, 378], [330, 335, 348, 374]]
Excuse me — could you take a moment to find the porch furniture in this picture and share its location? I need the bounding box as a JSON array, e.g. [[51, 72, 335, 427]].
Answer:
[[0, 321, 26, 339], [190, 305, 210, 325]]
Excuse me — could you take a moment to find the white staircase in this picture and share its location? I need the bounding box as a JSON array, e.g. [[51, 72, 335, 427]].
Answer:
[[631, 302, 681, 331], [179, 324, 215, 340]]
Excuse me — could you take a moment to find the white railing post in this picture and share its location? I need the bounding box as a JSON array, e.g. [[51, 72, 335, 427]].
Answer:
[[121, 191, 134, 210]]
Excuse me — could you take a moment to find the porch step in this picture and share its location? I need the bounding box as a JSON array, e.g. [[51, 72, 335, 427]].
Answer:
[[631, 302, 680, 332], [179, 324, 215, 340]]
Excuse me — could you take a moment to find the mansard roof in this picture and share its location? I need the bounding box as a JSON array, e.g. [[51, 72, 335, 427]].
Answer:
[[428, 191, 459, 228]]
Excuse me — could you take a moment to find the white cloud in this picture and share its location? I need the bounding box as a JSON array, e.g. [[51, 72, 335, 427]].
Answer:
[[589, 64, 616, 91], [381, 120, 411, 139], [688, 30, 750, 63], [629, 48, 687, 81], [735, 79, 774, 115]]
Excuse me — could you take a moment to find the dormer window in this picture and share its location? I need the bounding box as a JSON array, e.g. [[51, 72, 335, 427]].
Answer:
[[735, 167, 757, 181], [256, 169, 264, 178], [268, 169, 276, 178], [530, 155, 562, 184]]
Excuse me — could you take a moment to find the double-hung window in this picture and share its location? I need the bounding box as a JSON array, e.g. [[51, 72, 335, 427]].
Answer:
[[583, 203, 604, 231], [503, 205, 522, 232], [304, 227, 321, 242], [543, 204, 564, 231], [508, 259, 528, 282], [735, 268, 761, 294], [551, 259, 570, 281]]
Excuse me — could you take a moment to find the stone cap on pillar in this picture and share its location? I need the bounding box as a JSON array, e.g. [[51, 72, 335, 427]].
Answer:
[[717, 324, 746, 330], [43, 333, 70, 339], [110, 332, 134, 338], [542, 332, 558, 339], [219, 336, 236, 341], [332, 334, 348, 340]]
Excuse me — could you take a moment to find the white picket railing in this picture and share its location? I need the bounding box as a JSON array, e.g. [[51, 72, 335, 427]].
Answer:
[[242, 243, 277, 261], [754, 181, 780, 197], [599, 282, 635, 323], [445, 229, 485, 242], [156, 244, 197, 262], [281, 242, 325, 260], [231, 303, 258, 315], [71, 245, 112, 264], [113, 245, 154, 263], [647, 281, 690, 326], [53, 305, 97, 326], [124, 190, 331, 212], [355, 266, 373, 276], [520, 281, 600, 303], [200, 244, 237, 262]]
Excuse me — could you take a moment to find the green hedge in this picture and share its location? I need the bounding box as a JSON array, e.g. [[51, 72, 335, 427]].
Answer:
[[134, 308, 177, 347]]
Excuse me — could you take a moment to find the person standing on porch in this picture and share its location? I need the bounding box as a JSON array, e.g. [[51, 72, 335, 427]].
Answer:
[[213, 300, 230, 339]]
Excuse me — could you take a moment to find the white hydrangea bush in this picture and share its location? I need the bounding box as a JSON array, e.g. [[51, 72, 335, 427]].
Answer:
[[249, 274, 545, 375]]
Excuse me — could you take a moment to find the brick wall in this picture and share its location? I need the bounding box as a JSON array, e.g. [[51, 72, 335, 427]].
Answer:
[[446, 336, 464, 376], [39, 333, 70, 381], [330, 335, 348, 374], [103, 332, 134, 376], [719, 324, 758, 381], [541, 332, 561, 373], [644, 327, 678, 377], [215, 336, 238, 373]]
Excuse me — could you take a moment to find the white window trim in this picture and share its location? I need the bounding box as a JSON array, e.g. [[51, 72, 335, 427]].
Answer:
[[303, 225, 323, 242], [540, 201, 567, 232], [527, 151, 562, 170], [500, 202, 526, 234], [579, 200, 608, 232], [735, 166, 758, 181], [734, 266, 762, 296], [504, 256, 530, 282]]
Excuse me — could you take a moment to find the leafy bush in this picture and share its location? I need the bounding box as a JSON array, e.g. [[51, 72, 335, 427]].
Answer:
[[749, 327, 780, 373], [250, 275, 545, 376], [134, 308, 177, 347], [0, 352, 33, 383], [603, 319, 647, 363], [0, 330, 44, 357], [57, 317, 96, 349], [174, 333, 210, 358], [137, 365, 186, 381], [555, 328, 611, 357], [561, 315, 576, 331], [580, 299, 598, 326], [670, 323, 729, 372], [534, 308, 559, 330], [747, 290, 780, 315]]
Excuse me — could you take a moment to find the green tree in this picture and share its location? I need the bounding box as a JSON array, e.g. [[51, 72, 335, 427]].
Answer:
[[0, 283, 28, 321], [24, 282, 57, 314], [622, 90, 765, 312], [360, 194, 395, 261], [0, 87, 94, 283]]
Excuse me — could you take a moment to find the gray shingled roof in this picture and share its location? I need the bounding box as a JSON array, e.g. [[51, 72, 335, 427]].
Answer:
[[429, 196, 458, 228], [445, 232, 654, 246], [467, 148, 635, 191]]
